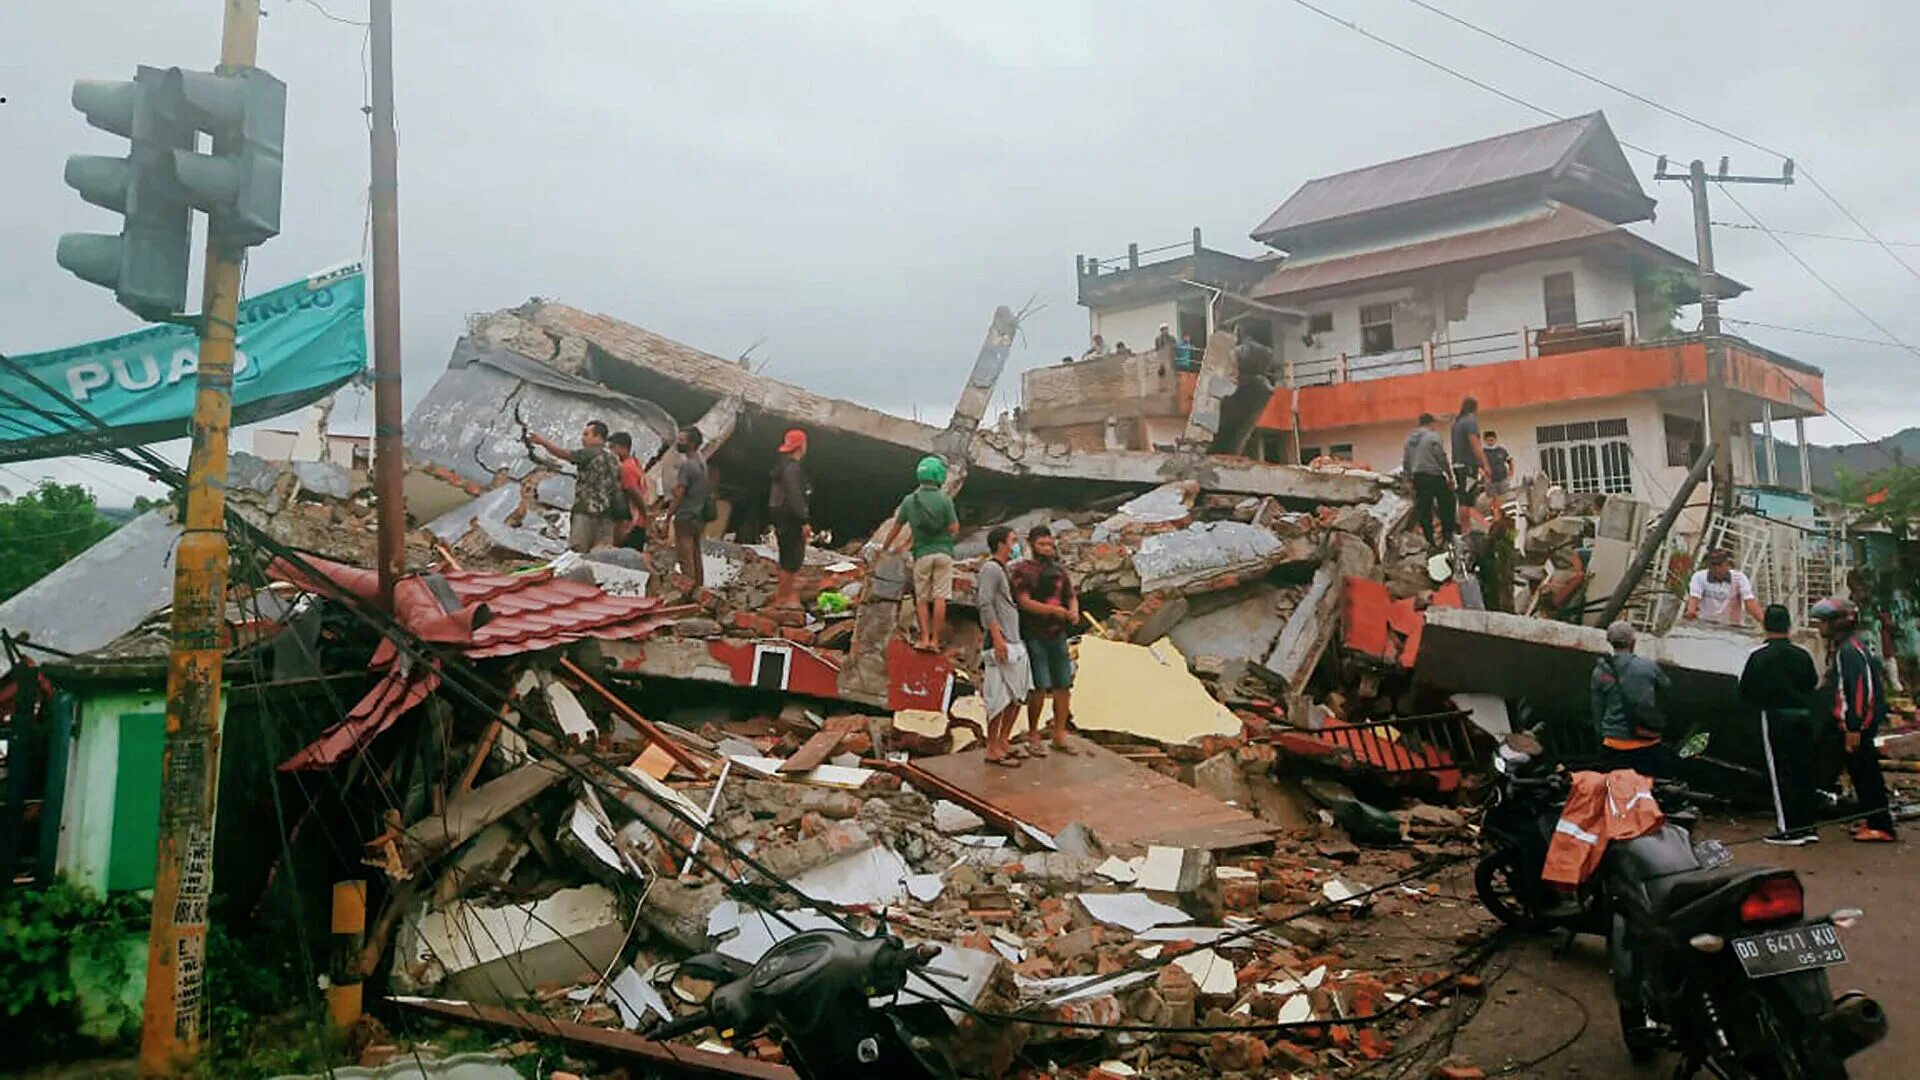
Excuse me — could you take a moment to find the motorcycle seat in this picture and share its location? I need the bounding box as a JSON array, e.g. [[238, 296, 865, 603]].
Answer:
[[1643, 864, 1755, 916]]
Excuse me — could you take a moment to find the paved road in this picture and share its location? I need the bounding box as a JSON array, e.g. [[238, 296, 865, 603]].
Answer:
[[1446, 819, 1913, 1078]]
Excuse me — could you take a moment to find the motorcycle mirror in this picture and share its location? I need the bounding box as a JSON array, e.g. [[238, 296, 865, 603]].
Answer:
[[1492, 755, 1508, 775]]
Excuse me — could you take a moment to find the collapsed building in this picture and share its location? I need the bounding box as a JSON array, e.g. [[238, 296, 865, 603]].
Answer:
[[1, 109, 1911, 1079]]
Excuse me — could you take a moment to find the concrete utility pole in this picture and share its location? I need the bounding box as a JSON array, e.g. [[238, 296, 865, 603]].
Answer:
[[1654, 155, 1794, 515], [139, 1, 258, 1071], [369, 0, 407, 608]]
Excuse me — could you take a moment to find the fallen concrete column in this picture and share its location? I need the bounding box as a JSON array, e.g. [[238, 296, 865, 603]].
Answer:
[[1262, 535, 1375, 696], [1132, 520, 1317, 595], [931, 306, 1021, 487], [1180, 330, 1239, 449]]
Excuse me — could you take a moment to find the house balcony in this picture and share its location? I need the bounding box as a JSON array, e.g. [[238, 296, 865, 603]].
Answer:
[[1258, 330, 1824, 435]]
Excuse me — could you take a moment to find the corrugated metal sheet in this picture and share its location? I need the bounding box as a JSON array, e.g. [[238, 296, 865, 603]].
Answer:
[[0, 509, 179, 676], [1252, 114, 1598, 242]]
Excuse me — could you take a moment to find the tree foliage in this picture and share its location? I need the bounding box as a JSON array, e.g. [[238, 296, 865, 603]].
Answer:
[[0, 482, 118, 603], [1832, 464, 1920, 540]]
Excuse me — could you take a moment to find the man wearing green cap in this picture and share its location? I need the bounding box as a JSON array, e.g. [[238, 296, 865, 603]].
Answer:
[[874, 456, 961, 650]]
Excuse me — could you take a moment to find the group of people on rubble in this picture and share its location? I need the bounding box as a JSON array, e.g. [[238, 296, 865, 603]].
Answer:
[[1401, 396, 1512, 549], [1591, 596, 1896, 845], [524, 418, 716, 598]]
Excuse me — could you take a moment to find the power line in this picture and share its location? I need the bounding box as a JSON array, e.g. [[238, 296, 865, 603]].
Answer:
[[1723, 318, 1920, 350], [1711, 222, 1920, 248], [292, 0, 368, 28], [1397, 0, 1920, 288]]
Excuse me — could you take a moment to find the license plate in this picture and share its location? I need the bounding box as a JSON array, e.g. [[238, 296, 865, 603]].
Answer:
[[1732, 921, 1848, 979]]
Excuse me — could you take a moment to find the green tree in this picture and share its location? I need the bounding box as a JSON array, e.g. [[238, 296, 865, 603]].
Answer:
[[1832, 464, 1920, 540], [0, 482, 118, 603]]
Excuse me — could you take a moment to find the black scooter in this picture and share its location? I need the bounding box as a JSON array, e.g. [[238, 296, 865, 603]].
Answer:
[[650, 930, 958, 1080], [1474, 735, 1888, 1076]]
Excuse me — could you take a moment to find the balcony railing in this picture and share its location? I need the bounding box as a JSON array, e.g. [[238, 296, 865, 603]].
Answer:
[[1284, 313, 1637, 388]]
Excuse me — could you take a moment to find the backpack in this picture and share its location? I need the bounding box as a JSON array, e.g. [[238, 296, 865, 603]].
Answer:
[[1606, 655, 1666, 734]]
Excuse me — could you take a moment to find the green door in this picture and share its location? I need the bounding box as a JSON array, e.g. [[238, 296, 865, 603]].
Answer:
[[106, 713, 167, 892]]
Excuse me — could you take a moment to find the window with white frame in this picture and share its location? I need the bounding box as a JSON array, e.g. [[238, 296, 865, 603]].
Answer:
[[1537, 418, 1632, 494], [1359, 303, 1396, 354]]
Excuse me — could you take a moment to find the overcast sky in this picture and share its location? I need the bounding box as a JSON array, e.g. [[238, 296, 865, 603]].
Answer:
[[4, 0, 1918, 505]]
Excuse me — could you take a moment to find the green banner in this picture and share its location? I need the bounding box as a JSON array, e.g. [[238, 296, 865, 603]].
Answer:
[[0, 265, 367, 463]]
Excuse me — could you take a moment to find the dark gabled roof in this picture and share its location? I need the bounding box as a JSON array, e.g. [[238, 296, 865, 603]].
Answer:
[[1250, 112, 1654, 248], [1250, 203, 1743, 303]]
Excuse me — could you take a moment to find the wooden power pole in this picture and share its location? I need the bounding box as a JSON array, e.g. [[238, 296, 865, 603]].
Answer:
[[370, 0, 407, 608], [1654, 155, 1794, 515], [138, 0, 259, 1071]]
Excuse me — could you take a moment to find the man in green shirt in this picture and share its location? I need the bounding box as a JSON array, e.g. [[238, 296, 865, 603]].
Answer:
[[873, 455, 960, 651]]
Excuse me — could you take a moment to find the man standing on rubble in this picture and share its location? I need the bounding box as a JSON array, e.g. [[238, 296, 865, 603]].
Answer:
[[1685, 548, 1765, 626], [526, 419, 624, 553], [976, 525, 1033, 768], [608, 432, 651, 556], [666, 426, 711, 595], [1012, 524, 1080, 756], [1402, 413, 1455, 548], [1450, 397, 1492, 511], [1740, 603, 1821, 844], [1480, 429, 1513, 496], [768, 429, 812, 609], [1591, 621, 1671, 777], [873, 456, 960, 651], [1809, 597, 1897, 842]]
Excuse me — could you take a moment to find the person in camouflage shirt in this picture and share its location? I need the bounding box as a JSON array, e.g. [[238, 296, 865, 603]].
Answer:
[[526, 419, 625, 551]]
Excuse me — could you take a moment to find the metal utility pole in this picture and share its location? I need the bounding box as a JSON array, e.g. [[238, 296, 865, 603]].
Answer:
[[369, 0, 407, 608], [1654, 155, 1793, 515], [140, 1, 258, 1071]]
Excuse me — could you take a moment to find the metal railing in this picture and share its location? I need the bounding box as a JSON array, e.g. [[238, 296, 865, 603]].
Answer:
[[1310, 709, 1484, 777], [1283, 313, 1638, 388]]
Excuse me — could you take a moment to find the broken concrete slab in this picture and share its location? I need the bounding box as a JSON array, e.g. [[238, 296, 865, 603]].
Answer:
[[1070, 637, 1242, 744], [396, 885, 627, 1002], [1132, 521, 1314, 595], [1167, 585, 1292, 676], [1263, 534, 1374, 691], [1095, 481, 1196, 537], [1075, 892, 1191, 933]]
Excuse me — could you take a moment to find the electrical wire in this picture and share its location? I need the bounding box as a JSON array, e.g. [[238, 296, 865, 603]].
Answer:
[[1397, 0, 1920, 289], [294, 0, 369, 28], [1712, 223, 1920, 249]]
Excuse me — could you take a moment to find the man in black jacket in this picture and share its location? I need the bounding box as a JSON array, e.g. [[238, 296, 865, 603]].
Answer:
[[1740, 604, 1821, 844], [767, 428, 812, 610]]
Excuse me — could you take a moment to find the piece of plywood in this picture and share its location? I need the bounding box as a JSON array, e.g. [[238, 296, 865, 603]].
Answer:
[[912, 737, 1276, 856], [1070, 637, 1241, 744]]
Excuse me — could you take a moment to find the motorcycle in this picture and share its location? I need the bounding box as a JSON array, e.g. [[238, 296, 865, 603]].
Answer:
[[649, 929, 958, 1080], [1474, 735, 1888, 1076]]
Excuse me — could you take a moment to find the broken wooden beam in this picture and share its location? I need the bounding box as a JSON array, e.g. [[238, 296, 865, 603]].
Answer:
[[558, 656, 706, 774], [389, 996, 798, 1079]]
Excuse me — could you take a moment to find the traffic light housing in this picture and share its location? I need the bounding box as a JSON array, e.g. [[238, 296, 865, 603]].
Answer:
[[57, 63, 285, 320], [57, 66, 194, 320]]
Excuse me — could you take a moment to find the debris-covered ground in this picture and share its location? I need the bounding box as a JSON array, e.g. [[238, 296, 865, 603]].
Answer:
[[9, 304, 1915, 1080]]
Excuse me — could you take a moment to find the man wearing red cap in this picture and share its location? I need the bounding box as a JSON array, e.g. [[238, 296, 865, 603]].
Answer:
[[768, 429, 812, 609]]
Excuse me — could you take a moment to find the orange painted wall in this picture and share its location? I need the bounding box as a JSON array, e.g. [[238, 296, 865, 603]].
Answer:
[[1256, 341, 1823, 433]]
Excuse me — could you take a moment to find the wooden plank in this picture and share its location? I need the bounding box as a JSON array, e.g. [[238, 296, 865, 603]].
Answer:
[[910, 737, 1278, 856], [390, 996, 796, 1079], [558, 656, 706, 774], [778, 729, 845, 774]]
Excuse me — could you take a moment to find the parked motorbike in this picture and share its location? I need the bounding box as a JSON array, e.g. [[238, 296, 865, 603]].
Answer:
[[650, 929, 957, 1080], [1473, 734, 1888, 1076]]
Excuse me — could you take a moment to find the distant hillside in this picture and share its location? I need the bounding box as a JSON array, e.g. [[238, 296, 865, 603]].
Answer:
[[1752, 427, 1920, 492]]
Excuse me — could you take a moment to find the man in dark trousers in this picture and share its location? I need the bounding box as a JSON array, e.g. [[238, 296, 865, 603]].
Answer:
[[1450, 396, 1492, 511], [767, 429, 812, 609], [1740, 604, 1822, 845], [1402, 413, 1455, 548], [1810, 597, 1897, 842]]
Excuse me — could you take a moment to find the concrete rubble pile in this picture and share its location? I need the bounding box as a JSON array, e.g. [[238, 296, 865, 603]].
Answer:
[[123, 299, 1851, 1078]]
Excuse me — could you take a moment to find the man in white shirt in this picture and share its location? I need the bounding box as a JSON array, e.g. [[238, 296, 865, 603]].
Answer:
[[1685, 548, 1766, 626]]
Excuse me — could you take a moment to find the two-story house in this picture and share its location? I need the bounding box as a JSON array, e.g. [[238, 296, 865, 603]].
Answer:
[[1039, 112, 1823, 511]]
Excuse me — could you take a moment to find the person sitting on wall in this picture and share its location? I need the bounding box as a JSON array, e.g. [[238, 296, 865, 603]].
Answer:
[[1082, 334, 1106, 361]]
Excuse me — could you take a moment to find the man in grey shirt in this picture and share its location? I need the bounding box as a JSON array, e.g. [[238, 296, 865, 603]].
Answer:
[[667, 426, 711, 595], [976, 525, 1032, 768], [1402, 412, 1455, 548]]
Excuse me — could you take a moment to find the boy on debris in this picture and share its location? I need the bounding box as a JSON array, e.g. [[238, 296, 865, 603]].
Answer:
[[975, 526, 1032, 768], [873, 456, 961, 651]]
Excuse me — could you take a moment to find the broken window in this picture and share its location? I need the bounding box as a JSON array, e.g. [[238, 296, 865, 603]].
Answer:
[[1663, 413, 1704, 467], [1358, 303, 1396, 355], [1304, 311, 1334, 342], [1537, 417, 1631, 494], [1542, 272, 1578, 327]]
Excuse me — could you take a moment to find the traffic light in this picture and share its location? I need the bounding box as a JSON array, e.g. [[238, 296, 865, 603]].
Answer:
[[57, 66, 194, 320], [165, 67, 285, 247], [57, 64, 285, 320]]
